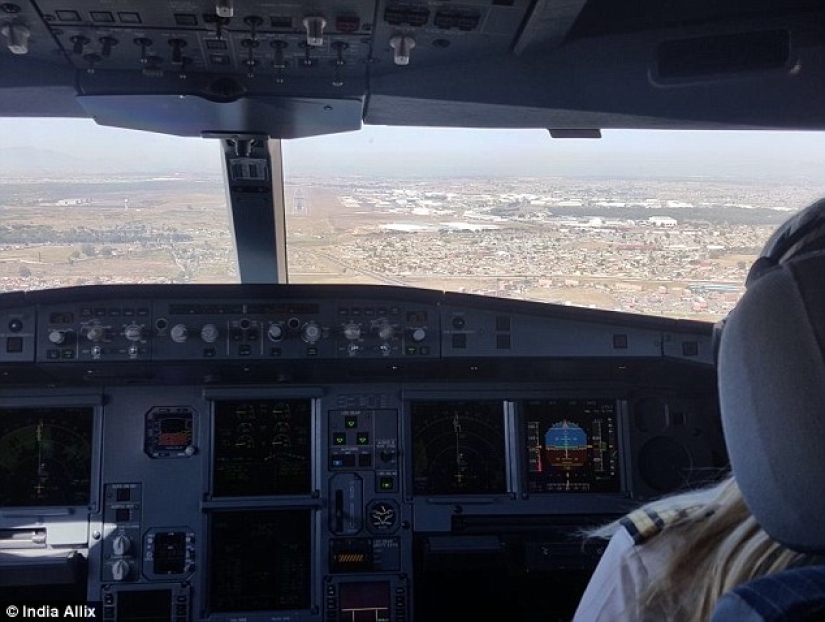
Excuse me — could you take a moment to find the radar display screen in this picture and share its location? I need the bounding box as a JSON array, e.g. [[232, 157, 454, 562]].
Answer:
[[213, 399, 311, 497], [411, 401, 506, 495], [524, 399, 620, 493], [209, 510, 311, 613], [0, 407, 94, 507]]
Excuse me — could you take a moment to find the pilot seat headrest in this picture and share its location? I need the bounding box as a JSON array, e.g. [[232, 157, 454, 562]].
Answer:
[[719, 198, 825, 553]]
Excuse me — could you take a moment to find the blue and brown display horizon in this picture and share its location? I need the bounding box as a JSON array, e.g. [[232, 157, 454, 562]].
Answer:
[[525, 399, 620, 493]]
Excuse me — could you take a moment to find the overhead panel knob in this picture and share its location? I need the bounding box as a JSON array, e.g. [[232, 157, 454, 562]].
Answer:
[[86, 324, 105, 342], [303, 16, 327, 46], [1, 23, 30, 55], [170, 324, 188, 343], [48, 329, 67, 345], [302, 322, 321, 343], [378, 323, 394, 341], [267, 324, 284, 342], [201, 323, 219, 343], [411, 328, 427, 342], [343, 323, 361, 341], [216, 0, 233, 18], [123, 324, 144, 342], [390, 34, 415, 66]]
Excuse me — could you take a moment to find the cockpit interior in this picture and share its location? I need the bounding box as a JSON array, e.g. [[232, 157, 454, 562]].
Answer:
[[0, 1, 821, 620]]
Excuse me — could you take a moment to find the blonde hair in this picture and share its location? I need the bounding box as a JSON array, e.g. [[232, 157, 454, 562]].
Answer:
[[609, 476, 820, 621]]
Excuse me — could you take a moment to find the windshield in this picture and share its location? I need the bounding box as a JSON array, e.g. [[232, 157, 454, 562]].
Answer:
[[4, 119, 825, 321]]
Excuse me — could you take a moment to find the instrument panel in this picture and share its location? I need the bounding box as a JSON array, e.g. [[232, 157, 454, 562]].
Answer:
[[0, 285, 723, 621]]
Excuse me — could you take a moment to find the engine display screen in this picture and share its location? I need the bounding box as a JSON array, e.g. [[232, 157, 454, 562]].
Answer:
[[0, 406, 94, 506], [213, 399, 311, 496], [411, 401, 506, 495], [524, 399, 620, 493], [209, 510, 312, 613]]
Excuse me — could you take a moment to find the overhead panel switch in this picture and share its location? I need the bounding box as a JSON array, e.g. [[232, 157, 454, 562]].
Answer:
[[1, 23, 29, 55], [304, 16, 327, 46], [390, 34, 415, 66]]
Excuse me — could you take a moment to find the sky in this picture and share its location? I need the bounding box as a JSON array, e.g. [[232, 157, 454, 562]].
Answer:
[[1, 117, 825, 180]]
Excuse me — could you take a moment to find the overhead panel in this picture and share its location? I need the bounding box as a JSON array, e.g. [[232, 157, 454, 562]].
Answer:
[[372, 0, 534, 71], [4, 1, 377, 86]]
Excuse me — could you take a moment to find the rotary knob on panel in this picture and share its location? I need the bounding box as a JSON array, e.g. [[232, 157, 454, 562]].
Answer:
[[123, 323, 145, 342], [48, 329, 70, 345], [200, 323, 219, 343], [86, 323, 105, 342], [112, 534, 131, 556], [302, 322, 321, 343], [170, 324, 188, 343], [377, 322, 394, 341], [267, 323, 284, 342], [111, 559, 130, 582], [343, 322, 362, 341]]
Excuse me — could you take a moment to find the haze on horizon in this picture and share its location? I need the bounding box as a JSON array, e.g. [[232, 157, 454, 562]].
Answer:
[[0, 117, 824, 181]]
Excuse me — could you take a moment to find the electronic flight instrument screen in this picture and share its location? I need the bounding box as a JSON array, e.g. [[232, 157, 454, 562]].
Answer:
[[524, 400, 620, 493], [212, 399, 311, 496], [208, 510, 312, 612], [0, 406, 94, 506], [411, 401, 507, 495]]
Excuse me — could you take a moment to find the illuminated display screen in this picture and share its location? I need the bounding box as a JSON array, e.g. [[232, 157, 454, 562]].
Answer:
[[411, 401, 506, 495], [145, 407, 194, 458], [209, 510, 312, 612], [213, 399, 311, 496], [338, 582, 391, 622], [0, 407, 93, 506], [524, 399, 620, 493]]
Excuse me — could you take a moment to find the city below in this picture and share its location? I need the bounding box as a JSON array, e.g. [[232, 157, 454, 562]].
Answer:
[[0, 172, 819, 322]]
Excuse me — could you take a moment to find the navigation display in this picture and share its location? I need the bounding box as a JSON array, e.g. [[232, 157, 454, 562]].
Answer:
[[213, 399, 311, 497], [411, 401, 506, 495], [0, 407, 94, 506], [524, 400, 620, 493], [209, 510, 312, 612]]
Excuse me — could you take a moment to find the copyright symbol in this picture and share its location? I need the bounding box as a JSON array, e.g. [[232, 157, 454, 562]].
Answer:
[[6, 605, 18, 618]]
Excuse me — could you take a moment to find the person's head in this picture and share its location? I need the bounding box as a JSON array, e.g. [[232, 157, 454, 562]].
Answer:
[[717, 198, 825, 555], [634, 199, 825, 620]]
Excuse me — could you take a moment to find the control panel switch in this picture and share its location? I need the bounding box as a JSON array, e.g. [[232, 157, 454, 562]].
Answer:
[[390, 34, 415, 66], [112, 535, 131, 556], [170, 324, 188, 343], [1, 23, 29, 55], [111, 559, 130, 582], [216, 0, 233, 18], [303, 16, 327, 46]]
